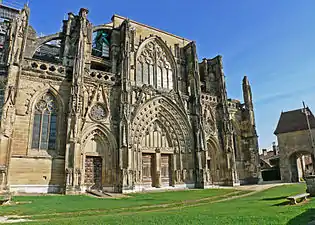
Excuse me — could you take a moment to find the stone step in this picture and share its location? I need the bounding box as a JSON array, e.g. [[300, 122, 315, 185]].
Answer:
[[86, 189, 109, 198]]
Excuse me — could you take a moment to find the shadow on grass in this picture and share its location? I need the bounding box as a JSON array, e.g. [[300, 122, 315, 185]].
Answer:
[[262, 196, 288, 201], [287, 209, 315, 225], [272, 200, 290, 206]]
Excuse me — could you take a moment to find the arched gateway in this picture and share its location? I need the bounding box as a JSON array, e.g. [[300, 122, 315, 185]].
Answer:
[[130, 96, 194, 188]]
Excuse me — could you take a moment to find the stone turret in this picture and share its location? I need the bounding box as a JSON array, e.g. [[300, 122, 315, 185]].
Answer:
[[242, 76, 255, 126]]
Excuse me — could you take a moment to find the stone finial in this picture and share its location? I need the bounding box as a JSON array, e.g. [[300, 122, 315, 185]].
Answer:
[[68, 12, 75, 19], [243, 75, 250, 86], [79, 8, 89, 18]]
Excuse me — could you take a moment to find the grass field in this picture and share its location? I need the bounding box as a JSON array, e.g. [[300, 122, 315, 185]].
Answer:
[[1, 183, 314, 224]]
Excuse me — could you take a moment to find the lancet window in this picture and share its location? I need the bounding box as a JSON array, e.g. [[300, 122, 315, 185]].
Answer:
[[31, 92, 58, 150]]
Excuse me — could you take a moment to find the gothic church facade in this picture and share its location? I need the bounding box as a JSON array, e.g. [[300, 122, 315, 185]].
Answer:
[[0, 6, 260, 194]]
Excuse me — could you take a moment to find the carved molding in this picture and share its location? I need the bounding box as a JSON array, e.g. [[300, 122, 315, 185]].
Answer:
[[131, 96, 193, 153]]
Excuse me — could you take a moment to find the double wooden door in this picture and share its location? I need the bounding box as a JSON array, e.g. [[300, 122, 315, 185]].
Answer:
[[142, 153, 172, 187], [85, 156, 102, 190]]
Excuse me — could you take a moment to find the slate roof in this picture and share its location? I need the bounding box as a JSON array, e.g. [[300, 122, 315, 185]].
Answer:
[[274, 107, 315, 135]]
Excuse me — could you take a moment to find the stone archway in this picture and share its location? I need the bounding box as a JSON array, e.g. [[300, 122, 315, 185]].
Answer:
[[288, 151, 314, 182], [81, 127, 117, 192], [206, 137, 222, 185], [130, 96, 194, 189]]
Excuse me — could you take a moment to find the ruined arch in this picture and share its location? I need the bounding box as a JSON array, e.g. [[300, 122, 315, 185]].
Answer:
[[27, 33, 62, 62], [92, 23, 112, 32], [134, 36, 177, 91]]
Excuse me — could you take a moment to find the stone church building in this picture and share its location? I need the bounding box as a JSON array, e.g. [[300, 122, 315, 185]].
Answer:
[[0, 6, 260, 194]]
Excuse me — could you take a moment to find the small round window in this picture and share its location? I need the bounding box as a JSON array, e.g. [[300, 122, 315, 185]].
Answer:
[[90, 104, 107, 121]]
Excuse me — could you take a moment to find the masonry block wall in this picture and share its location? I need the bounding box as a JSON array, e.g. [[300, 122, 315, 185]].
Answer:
[[0, 6, 261, 194]]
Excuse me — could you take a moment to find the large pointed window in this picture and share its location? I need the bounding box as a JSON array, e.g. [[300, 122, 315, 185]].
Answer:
[[32, 92, 58, 150], [136, 40, 174, 90]]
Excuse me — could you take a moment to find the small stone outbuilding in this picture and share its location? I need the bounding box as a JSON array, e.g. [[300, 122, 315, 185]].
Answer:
[[274, 107, 315, 182]]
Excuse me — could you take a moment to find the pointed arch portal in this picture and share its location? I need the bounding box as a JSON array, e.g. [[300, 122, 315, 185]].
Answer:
[[131, 96, 194, 188], [81, 126, 117, 191]]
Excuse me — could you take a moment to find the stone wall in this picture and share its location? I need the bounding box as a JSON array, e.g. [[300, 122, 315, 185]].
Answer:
[[9, 157, 65, 193], [277, 129, 315, 182]]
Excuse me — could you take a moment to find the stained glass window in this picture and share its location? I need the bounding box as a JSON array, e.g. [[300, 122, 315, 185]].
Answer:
[[32, 92, 58, 150]]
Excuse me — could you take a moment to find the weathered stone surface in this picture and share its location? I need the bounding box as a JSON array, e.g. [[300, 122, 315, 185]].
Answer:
[[305, 175, 315, 196], [0, 6, 260, 194]]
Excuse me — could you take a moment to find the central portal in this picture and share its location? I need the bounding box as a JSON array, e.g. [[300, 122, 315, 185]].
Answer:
[[85, 156, 102, 190]]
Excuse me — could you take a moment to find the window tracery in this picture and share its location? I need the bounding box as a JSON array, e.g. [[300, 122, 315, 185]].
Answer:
[[136, 40, 174, 90], [90, 104, 107, 121], [31, 92, 58, 150]]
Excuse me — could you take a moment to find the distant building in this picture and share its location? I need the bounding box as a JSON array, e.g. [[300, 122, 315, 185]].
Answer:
[[259, 142, 280, 181], [274, 107, 315, 182]]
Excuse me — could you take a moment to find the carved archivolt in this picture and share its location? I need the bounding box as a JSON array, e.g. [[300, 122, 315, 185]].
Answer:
[[81, 125, 117, 152], [131, 96, 193, 153], [82, 129, 109, 150], [135, 38, 174, 90]]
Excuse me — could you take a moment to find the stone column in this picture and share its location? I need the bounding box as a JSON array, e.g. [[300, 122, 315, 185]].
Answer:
[[0, 166, 6, 192], [172, 154, 176, 186], [155, 148, 161, 188]]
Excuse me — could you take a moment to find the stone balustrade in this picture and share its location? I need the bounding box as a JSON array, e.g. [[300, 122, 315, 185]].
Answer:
[[87, 70, 117, 84], [23, 58, 66, 77], [201, 94, 217, 104]]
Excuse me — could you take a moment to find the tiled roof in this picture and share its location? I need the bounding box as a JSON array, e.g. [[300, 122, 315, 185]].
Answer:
[[274, 107, 315, 135]]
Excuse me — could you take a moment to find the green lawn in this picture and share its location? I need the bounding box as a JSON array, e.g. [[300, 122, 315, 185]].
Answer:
[[1, 184, 314, 225]]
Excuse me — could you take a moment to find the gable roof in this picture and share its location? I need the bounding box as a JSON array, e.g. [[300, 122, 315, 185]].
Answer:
[[274, 107, 315, 135]]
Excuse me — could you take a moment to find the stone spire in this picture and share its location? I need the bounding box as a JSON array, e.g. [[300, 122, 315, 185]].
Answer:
[[242, 75, 253, 110]]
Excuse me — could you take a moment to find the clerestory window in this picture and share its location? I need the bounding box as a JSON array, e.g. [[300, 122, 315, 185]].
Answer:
[[31, 92, 58, 150]]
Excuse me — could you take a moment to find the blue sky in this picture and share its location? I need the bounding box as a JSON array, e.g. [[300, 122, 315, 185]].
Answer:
[[14, 0, 315, 150]]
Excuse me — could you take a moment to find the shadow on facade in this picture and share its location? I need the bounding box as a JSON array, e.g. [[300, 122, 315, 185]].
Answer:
[[48, 157, 65, 194], [286, 208, 315, 225]]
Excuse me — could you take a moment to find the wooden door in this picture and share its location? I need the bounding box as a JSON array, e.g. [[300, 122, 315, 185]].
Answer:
[[142, 154, 154, 186], [161, 154, 171, 186], [85, 156, 102, 189]]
